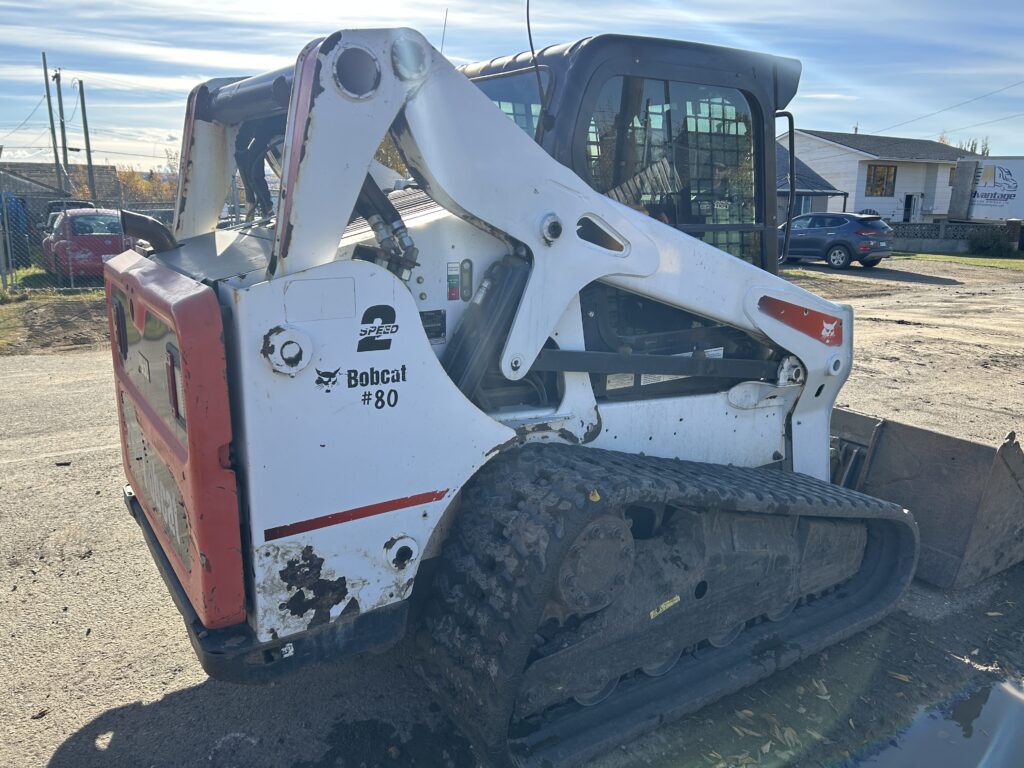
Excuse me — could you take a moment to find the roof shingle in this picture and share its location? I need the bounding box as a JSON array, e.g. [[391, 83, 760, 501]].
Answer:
[[798, 130, 976, 162]]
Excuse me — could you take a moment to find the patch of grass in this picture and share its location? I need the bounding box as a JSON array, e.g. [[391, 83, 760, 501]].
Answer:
[[8, 265, 106, 290], [11, 265, 54, 289], [893, 252, 1024, 272]]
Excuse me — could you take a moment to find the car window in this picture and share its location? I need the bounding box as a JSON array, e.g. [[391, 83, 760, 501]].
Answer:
[[857, 218, 892, 232], [789, 216, 813, 230], [52, 214, 64, 235], [805, 216, 829, 229], [821, 216, 846, 228], [70, 214, 123, 236]]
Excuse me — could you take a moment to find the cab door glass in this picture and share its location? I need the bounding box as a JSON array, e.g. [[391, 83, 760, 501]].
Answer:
[[584, 76, 757, 249]]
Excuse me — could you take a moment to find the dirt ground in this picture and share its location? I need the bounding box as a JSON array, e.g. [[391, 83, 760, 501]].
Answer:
[[0, 292, 108, 355], [2, 258, 1023, 768], [789, 259, 1024, 445]]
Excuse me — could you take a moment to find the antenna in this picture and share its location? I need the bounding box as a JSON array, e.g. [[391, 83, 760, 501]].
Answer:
[[526, 0, 547, 139], [440, 8, 449, 54]]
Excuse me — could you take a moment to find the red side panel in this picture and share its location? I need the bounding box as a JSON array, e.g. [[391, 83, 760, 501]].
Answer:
[[757, 295, 844, 347], [105, 251, 245, 628]]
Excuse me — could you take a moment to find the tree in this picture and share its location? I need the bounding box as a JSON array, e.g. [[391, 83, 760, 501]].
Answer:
[[952, 136, 991, 156], [116, 166, 177, 203], [957, 137, 979, 154]]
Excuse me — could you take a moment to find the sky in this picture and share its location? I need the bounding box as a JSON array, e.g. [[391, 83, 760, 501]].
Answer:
[[0, 0, 1022, 171]]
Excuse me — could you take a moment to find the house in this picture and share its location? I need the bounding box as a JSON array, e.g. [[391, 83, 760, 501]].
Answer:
[[775, 143, 845, 222], [785, 130, 976, 223]]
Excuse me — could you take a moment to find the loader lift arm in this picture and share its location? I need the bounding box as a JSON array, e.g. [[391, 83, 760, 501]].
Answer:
[[174, 27, 850, 478]]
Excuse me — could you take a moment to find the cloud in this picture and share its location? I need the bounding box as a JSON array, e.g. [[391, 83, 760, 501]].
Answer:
[[2, 0, 1023, 166], [800, 93, 859, 101], [0, 24, 294, 72], [0, 65, 199, 94]]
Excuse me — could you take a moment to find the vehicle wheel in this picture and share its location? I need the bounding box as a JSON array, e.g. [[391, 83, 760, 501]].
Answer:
[[860, 258, 882, 268], [573, 676, 620, 707], [826, 245, 852, 269], [641, 650, 682, 678], [766, 600, 798, 623], [708, 621, 745, 648]]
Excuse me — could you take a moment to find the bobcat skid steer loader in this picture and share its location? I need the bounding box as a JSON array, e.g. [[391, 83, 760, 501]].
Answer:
[[104, 28, 922, 767]]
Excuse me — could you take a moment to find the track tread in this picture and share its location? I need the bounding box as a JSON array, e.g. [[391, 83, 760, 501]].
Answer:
[[418, 443, 912, 767]]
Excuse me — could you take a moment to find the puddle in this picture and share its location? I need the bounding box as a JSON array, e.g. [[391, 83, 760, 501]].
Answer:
[[856, 680, 1024, 767]]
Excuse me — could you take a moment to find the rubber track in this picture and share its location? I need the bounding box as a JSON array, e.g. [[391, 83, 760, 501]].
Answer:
[[418, 443, 917, 767]]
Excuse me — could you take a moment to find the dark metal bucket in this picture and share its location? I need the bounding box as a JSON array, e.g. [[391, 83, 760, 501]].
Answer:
[[831, 408, 1024, 589]]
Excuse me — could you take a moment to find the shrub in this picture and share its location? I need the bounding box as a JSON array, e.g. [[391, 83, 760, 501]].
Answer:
[[968, 227, 1014, 258]]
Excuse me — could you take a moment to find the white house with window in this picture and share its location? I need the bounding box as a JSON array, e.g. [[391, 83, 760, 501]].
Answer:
[[784, 130, 976, 223]]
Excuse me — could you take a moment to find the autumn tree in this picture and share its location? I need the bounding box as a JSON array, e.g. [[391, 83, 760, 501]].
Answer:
[[116, 165, 177, 203]]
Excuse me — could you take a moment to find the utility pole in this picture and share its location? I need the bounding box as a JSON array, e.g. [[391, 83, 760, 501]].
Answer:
[[77, 80, 97, 203], [53, 68, 69, 169], [0, 143, 8, 290], [42, 52, 63, 195]]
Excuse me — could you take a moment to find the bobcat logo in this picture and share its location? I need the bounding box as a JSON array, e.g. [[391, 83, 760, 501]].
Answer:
[[315, 367, 341, 392], [821, 320, 838, 341]]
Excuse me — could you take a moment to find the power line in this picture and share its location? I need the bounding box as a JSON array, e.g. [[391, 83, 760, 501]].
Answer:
[[924, 112, 1024, 139], [872, 78, 1024, 134], [0, 95, 46, 142], [2, 144, 173, 160], [67, 92, 79, 125]]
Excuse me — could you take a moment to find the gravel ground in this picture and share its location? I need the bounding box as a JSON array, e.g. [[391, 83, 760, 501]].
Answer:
[[2, 258, 1023, 768]]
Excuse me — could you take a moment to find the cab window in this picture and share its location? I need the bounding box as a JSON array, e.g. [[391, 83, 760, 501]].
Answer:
[[581, 75, 757, 260], [789, 215, 812, 230], [472, 68, 552, 141]]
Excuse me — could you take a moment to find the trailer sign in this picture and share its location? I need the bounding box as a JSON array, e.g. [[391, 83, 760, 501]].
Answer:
[[968, 160, 1024, 221]]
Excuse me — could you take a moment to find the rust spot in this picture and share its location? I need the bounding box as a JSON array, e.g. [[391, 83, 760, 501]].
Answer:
[[260, 326, 284, 358], [278, 545, 348, 627], [319, 31, 342, 57], [486, 433, 523, 458], [280, 222, 294, 261], [556, 428, 580, 445], [582, 410, 603, 444]]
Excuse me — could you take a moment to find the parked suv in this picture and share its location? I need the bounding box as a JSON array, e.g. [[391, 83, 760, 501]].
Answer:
[[42, 209, 132, 283], [778, 213, 893, 269]]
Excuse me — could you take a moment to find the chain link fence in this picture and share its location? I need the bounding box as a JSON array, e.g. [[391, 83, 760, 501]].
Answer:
[[0, 193, 174, 293]]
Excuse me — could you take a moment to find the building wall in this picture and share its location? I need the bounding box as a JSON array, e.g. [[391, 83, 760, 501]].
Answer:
[[790, 134, 862, 215], [931, 163, 957, 218], [792, 135, 960, 223], [852, 161, 924, 221]]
